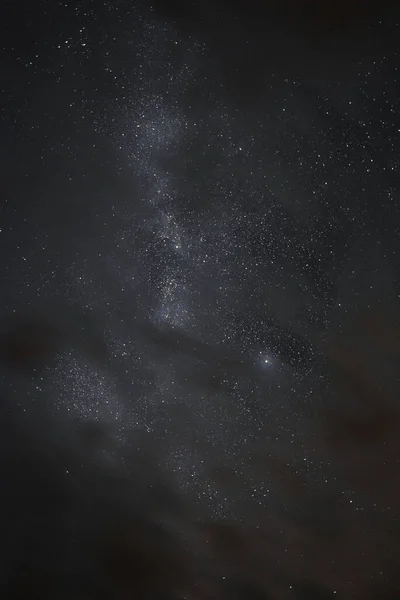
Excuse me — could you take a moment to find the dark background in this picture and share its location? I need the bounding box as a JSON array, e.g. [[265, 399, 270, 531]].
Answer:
[[1, 1, 400, 598]]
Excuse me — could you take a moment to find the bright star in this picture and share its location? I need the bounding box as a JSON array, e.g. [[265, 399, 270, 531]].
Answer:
[[259, 353, 272, 367]]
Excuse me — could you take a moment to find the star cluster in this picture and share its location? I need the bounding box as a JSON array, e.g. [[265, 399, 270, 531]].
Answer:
[[1, 0, 400, 526]]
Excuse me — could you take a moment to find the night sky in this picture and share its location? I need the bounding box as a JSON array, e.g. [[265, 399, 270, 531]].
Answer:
[[1, 1, 400, 598]]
